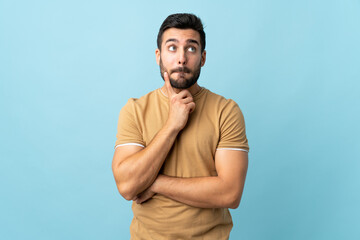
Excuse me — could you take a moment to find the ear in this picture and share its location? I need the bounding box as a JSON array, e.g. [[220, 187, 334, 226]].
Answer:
[[155, 48, 160, 66], [200, 50, 206, 67]]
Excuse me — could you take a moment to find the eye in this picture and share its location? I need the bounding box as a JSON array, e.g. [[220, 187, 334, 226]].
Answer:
[[168, 45, 176, 51], [187, 46, 196, 52]]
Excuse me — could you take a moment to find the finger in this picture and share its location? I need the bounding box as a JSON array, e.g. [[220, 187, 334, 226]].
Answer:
[[164, 72, 175, 97], [176, 89, 192, 99], [188, 102, 196, 113], [136, 195, 149, 204], [135, 194, 143, 203], [180, 96, 194, 104]]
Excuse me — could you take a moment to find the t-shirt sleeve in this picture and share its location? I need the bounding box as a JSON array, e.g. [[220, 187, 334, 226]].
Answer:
[[114, 99, 145, 148], [217, 99, 249, 152]]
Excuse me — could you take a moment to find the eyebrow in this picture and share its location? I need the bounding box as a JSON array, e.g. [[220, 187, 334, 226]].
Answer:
[[165, 38, 200, 46]]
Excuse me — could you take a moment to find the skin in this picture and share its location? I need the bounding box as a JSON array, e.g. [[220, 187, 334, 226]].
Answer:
[[112, 28, 248, 209]]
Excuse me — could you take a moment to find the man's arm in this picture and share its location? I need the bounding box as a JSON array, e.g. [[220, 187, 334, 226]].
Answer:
[[112, 72, 195, 201], [111, 126, 178, 201], [136, 150, 248, 209]]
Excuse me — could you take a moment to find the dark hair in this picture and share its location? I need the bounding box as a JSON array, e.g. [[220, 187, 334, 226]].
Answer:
[[157, 13, 206, 53]]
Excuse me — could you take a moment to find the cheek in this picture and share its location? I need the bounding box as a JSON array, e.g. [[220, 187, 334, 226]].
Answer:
[[189, 53, 202, 62], [161, 56, 175, 67], [189, 56, 202, 67]]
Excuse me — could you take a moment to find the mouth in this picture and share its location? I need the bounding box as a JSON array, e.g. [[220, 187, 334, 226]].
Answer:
[[172, 72, 189, 79], [172, 67, 191, 74], [178, 73, 187, 79]]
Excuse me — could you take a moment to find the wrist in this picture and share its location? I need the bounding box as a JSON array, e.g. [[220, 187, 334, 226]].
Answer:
[[164, 120, 182, 135], [152, 174, 166, 193]]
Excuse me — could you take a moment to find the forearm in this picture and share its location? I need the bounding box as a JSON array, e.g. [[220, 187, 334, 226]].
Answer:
[[113, 125, 179, 200], [152, 174, 246, 209]]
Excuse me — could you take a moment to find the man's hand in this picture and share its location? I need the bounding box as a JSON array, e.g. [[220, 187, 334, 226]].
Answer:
[[164, 72, 195, 132], [135, 185, 156, 204]]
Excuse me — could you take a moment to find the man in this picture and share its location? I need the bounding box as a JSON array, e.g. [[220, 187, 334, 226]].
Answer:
[[112, 13, 249, 239]]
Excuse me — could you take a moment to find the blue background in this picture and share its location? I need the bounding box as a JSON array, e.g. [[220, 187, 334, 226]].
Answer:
[[1, 0, 359, 239]]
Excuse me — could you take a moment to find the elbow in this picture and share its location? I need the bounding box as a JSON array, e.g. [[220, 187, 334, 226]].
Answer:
[[112, 170, 136, 201], [222, 181, 246, 209], [117, 184, 136, 201], [224, 192, 242, 209], [228, 197, 241, 209], [121, 192, 136, 201], [112, 163, 136, 201]]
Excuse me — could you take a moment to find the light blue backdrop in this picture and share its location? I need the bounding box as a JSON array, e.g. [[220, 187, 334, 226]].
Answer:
[[1, 0, 359, 239]]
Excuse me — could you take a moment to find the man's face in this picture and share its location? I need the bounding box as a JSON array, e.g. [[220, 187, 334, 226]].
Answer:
[[156, 28, 206, 89]]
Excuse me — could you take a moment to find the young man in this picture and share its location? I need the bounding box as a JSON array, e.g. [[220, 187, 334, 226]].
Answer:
[[112, 13, 249, 239]]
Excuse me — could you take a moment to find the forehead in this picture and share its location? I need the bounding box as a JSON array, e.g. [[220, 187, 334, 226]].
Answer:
[[162, 28, 200, 45]]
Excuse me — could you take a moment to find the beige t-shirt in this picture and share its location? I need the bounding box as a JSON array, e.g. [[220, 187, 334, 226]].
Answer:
[[115, 87, 249, 240]]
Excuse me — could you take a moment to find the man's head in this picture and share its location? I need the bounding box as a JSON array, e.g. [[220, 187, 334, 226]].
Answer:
[[157, 13, 206, 54], [156, 13, 206, 89]]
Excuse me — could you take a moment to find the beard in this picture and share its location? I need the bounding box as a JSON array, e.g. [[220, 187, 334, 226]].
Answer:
[[159, 59, 201, 89]]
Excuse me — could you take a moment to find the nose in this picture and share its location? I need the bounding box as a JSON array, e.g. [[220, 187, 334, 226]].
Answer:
[[178, 49, 187, 65]]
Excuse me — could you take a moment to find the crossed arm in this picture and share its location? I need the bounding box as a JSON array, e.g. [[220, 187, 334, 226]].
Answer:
[[112, 143, 248, 209], [135, 149, 248, 209], [111, 126, 179, 201]]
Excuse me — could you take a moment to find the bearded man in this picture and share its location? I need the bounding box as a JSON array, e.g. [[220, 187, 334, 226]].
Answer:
[[112, 13, 249, 240]]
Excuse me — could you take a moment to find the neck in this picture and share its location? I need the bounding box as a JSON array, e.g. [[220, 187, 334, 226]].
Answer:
[[161, 83, 201, 97]]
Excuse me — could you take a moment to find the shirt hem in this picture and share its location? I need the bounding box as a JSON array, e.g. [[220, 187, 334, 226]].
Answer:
[[115, 143, 145, 149], [216, 148, 249, 153]]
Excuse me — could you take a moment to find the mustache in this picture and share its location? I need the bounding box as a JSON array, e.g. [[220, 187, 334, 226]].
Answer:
[[171, 67, 191, 74]]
